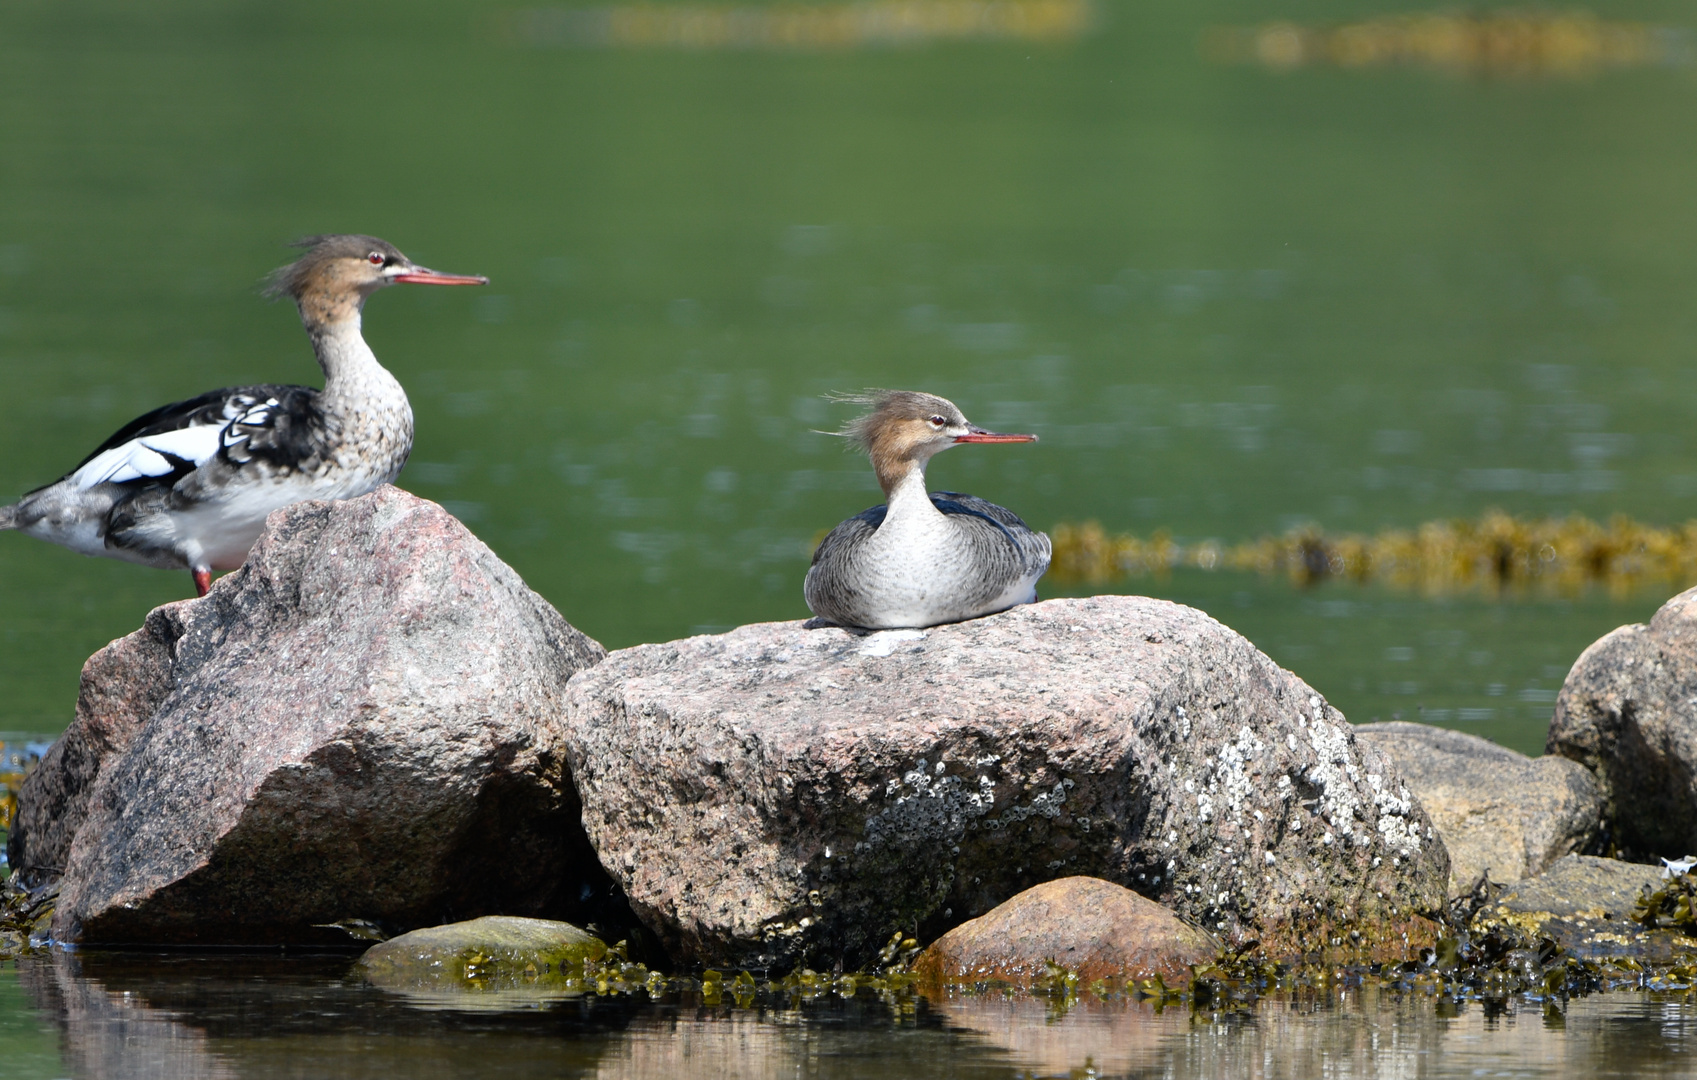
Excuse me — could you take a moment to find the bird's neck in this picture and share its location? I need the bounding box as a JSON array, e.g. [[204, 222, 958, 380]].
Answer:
[[883, 461, 938, 518], [306, 314, 402, 408]]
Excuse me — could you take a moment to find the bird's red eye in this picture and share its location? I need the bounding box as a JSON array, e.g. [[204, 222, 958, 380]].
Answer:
[[367, 252, 385, 266], [929, 415, 947, 426]]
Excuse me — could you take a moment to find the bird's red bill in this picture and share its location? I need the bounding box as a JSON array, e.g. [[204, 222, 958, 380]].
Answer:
[[954, 432, 1038, 443], [393, 271, 489, 285]]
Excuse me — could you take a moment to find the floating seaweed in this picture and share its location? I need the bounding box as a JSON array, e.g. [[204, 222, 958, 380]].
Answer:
[[1205, 10, 1692, 78], [508, 0, 1095, 51], [1049, 511, 1697, 598]]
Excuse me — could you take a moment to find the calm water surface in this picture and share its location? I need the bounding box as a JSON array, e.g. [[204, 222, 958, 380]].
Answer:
[[2, 953, 1697, 1079], [6, 0, 1697, 1071]]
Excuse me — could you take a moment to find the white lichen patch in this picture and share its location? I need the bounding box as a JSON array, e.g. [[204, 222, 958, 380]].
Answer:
[[1304, 717, 1366, 846], [1203, 725, 1265, 827], [1366, 771, 1422, 858]]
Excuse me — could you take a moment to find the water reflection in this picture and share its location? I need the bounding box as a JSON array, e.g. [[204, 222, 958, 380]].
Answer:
[[8, 953, 1697, 1079], [18, 953, 232, 1080]]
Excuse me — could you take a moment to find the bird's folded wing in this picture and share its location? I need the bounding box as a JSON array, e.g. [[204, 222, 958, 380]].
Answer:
[[218, 389, 320, 466], [69, 424, 224, 489], [52, 385, 308, 493]]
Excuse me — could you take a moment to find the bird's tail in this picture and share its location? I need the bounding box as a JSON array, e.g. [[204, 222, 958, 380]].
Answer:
[[0, 504, 17, 530]]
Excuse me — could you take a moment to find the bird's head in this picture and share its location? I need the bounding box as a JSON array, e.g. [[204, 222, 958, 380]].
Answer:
[[264, 234, 487, 327], [833, 389, 1037, 493]]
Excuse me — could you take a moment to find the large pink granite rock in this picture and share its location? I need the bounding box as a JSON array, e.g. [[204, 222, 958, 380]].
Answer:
[[9, 486, 607, 946], [563, 595, 1449, 969]]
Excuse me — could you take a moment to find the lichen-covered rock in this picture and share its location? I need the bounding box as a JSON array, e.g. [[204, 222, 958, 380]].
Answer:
[[359, 915, 607, 992], [563, 595, 1449, 970], [1469, 855, 1684, 960], [1355, 722, 1601, 894], [911, 876, 1218, 988], [13, 486, 609, 946], [1549, 586, 1697, 858]]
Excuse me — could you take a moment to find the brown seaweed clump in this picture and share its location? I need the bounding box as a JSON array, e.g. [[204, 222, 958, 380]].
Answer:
[[0, 738, 41, 883], [1049, 512, 1697, 598], [1203, 12, 1684, 78], [1632, 872, 1697, 934]]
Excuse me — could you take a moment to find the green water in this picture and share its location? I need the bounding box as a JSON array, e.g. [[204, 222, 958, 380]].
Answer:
[[9, 2, 1697, 1073], [5, 0, 1697, 747]]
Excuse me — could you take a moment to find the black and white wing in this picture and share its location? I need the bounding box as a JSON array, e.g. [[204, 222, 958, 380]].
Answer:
[[53, 384, 317, 494], [216, 386, 324, 470]]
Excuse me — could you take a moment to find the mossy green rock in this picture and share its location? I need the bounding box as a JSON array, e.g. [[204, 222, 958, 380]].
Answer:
[[1470, 855, 1686, 961], [359, 916, 607, 992]]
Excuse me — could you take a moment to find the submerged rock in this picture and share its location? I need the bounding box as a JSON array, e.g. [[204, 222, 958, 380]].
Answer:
[[11, 486, 608, 946], [359, 915, 607, 992], [911, 876, 1218, 988], [1469, 854, 1685, 960], [564, 595, 1449, 970], [1549, 586, 1697, 858], [1355, 721, 1601, 895]]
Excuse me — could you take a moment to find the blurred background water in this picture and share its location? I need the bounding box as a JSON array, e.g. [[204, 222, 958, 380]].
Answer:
[[5, 0, 1697, 755]]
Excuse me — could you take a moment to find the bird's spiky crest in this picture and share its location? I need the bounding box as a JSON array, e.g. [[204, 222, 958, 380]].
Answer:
[[262, 234, 408, 300], [830, 390, 965, 452]]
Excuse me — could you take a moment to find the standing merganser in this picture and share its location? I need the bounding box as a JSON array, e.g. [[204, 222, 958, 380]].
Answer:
[[804, 390, 1052, 629], [0, 234, 486, 596]]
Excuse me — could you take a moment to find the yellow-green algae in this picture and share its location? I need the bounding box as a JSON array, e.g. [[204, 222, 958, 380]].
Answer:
[[0, 737, 40, 884], [1633, 872, 1697, 934], [0, 878, 53, 958], [1204, 12, 1681, 78], [359, 915, 610, 995], [1049, 511, 1697, 598]]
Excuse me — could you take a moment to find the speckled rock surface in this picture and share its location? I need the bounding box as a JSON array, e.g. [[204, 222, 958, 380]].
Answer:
[[1549, 586, 1697, 858], [6, 630, 174, 889], [911, 876, 1218, 987], [1470, 855, 1684, 960], [18, 486, 608, 946], [563, 595, 1449, 970], [1355, 722, 1601, 894]]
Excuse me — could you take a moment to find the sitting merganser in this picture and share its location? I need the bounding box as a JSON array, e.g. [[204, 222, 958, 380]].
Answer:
[[804, 390, 1052, 629], [0, 234, 486, 596]]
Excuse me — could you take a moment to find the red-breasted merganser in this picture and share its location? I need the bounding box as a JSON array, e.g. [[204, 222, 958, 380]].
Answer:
[[804, 390, 1052, 629], [0, 234, 487, 596]]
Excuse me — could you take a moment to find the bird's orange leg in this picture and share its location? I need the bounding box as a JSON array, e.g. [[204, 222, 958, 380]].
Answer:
[[192, 568, 212, 597]]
